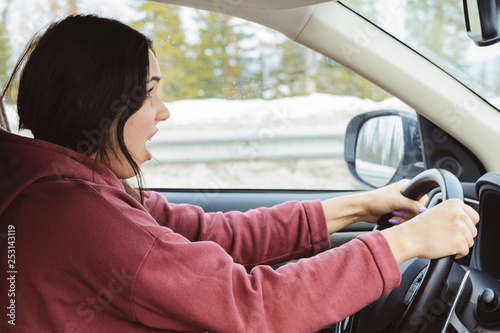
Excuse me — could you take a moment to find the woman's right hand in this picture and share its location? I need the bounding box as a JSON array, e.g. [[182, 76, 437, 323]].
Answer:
[[381, 199, 479, 265]]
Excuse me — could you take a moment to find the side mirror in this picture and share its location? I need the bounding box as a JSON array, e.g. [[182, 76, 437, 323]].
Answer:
[[463, 0, 500, 46], [344, 110, 424, 188]]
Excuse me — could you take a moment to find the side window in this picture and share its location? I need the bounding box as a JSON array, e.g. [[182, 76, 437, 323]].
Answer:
[[2, 0, 416, 190], [136, 3, 416, 190]]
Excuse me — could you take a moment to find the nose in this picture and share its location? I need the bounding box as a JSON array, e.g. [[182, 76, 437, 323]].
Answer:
[[156, 102, 170, 122]]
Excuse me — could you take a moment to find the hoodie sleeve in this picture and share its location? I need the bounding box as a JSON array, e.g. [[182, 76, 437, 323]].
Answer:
[[132, 229, 401, 333], [143, 191, 331, 266]]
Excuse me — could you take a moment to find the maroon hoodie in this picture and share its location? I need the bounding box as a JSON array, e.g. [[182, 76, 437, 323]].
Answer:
[[0, 128, 401, 332]]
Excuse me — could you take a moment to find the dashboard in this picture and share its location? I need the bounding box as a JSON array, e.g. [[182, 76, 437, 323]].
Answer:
[[425, 173, 500, 332], [474, 173, 500, 280], [351, 172, 500, 333]]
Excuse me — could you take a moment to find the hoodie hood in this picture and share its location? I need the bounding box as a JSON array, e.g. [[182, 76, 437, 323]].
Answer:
[[0, 128, 123, 217]]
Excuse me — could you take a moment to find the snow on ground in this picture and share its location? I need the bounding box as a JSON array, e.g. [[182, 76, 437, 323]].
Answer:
[[142, 94, 414, 190], [6, 93, 414, 190], [161, 93, 413, 131]]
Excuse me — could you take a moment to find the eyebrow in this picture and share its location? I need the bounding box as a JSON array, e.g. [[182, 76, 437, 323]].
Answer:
[[148, 76, 161, 83]]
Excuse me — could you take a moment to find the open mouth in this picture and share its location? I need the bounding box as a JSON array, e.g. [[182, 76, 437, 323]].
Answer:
[[145, 129, 158, 161], [148, 128, 158, 141]]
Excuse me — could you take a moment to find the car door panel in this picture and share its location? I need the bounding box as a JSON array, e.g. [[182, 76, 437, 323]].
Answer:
[[157, 189, 373, 251]]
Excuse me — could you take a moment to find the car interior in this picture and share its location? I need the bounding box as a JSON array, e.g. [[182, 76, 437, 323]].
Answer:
[[2, 0, 500, 332], [152, 1, 500, 332]]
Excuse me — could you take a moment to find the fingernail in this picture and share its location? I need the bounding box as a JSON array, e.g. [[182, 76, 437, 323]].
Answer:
[[419, 207, 427, 214], [388, 219, 400, 225], [392, 211, 403, 217]]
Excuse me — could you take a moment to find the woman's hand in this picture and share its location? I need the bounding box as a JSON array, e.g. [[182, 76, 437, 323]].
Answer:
[[361, 179, 428, 224], [321, 179, 427, 235], [381, 199, 479, 265], [321, 179, 479, 265]]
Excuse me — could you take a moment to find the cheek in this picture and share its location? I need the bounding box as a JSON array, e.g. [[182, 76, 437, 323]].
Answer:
[[123, 120, 137, 147], [123, 110, 153, 148], [123, 122, 144, 152]]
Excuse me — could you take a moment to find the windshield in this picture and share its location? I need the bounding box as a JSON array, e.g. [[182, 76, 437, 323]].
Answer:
[[343, 0, 500, 109]]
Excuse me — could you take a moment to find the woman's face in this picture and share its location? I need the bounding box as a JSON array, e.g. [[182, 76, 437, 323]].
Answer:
[[106, 49, 170, 179]]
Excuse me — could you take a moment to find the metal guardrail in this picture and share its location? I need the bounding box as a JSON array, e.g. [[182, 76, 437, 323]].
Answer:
[[147, 128, 345, 163]]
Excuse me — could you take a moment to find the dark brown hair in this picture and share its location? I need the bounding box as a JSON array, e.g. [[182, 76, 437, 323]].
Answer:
[[1, 14, 154, 203]]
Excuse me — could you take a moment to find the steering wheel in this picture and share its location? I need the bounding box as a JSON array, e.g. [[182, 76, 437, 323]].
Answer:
[[375, 168, 463, 333]]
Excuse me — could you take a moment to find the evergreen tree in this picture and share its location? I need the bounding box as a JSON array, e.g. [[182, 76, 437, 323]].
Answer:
[[0, 20, 11, 90], [133, 2, 197, 101], [192, 11, 233, 99], [223, 15, 238, 99], [236, 47, 266, 99], [270, 39, 308, 96], [0, 11, 10, 131], [406, 0, 468, 64], [0, 0, 12, 99], [232, 21, 267, 99], [191, 12, 262, 99], [269, 39, 390, 100], [317, 57, 389, 101]]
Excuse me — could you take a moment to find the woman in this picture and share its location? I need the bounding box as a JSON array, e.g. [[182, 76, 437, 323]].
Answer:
[[0, 15, 478, 332]]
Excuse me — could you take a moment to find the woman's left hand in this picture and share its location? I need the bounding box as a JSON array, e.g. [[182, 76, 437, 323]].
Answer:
[[361, 179, 428, 224], [322, 179, 428, 235]]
